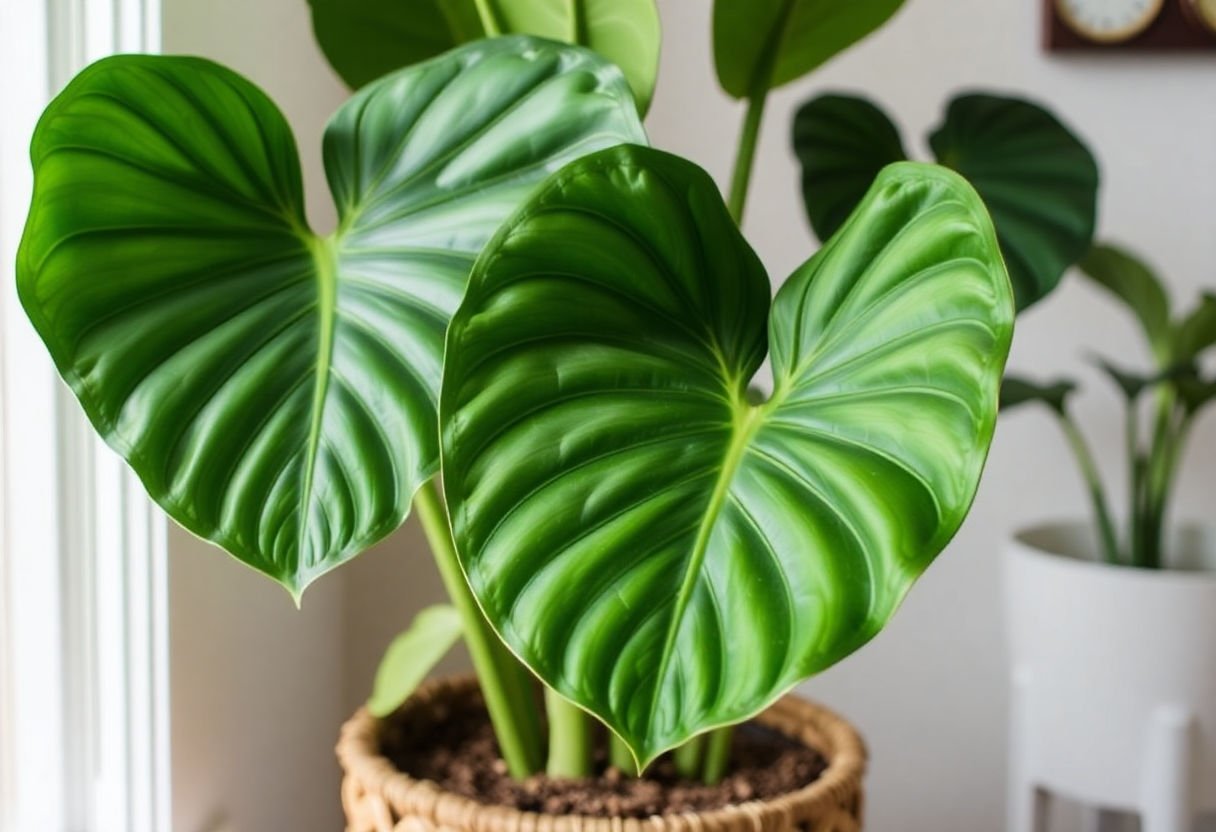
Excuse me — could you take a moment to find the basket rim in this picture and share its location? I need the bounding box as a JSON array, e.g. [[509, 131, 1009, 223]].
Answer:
[[337, 674, 867, 831]]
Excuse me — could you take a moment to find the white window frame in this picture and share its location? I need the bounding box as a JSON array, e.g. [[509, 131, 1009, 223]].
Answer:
[[0, 1, 170, 831]]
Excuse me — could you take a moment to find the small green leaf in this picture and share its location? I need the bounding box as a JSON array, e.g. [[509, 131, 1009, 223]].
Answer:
[[928, 94, 1099, 311], [368, 605, 463, 718], [1090, 357, 1154, 400], [1000, 376, 1077, 413], [792, 93, 907, 241], [1172, 292, 1216, 363], [17, 39, 644, 597], [308, 0, 662, 114], [441, 149, 1013, 764], [1175, 371, 1216, 416], [1079, 244, 1171, 365], [713, 0, 905, 98]]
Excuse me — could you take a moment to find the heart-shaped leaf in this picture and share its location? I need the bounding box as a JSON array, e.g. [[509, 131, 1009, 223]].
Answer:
[[792, 94, 906, 240], [441, 147, 1014, 764], [308, 0, 661, 114], [1079, 244, 1170, 365], [367, 604, 463, 718], [17, 38, 645, 598], [794, 93, 1098, 312], [714, 0, 906, 98], [928, 94, 1098, 311]]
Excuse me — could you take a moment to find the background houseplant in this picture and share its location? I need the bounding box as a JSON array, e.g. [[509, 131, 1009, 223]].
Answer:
[[1002, 245, 1216, 830], [18, 0, 1017, 826]]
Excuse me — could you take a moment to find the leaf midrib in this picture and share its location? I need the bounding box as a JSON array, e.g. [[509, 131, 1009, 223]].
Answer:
[[648, 389, 767, 743], [297, 231, 339, 591]]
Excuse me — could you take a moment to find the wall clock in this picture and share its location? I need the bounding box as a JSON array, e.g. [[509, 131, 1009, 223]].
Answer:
[[1043, 0, 1216, 48], [1055, 0, 1164, 42]]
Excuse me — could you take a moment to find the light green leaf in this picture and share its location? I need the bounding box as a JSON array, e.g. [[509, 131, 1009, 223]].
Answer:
[[1172, 292, 1216, 363], [17, 38, 645, 598], [308, 0, 661, 114], [713, 0, 905, 98], [1079, 244, 1171, 364], [440, 148, 1014, 764], [1001, 376, 1077, 413], [928, 93, 1099, 311], [792, 93, 907, 240], [368, 605, 463, 718]]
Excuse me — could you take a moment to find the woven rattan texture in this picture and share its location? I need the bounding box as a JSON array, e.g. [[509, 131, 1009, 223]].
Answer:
[[338, 676, 867, 832]]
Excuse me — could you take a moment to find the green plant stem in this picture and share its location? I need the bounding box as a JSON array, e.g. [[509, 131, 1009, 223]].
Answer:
[[1126, 398, 1142, 566], [415, 479, 543, 778], [473, 0, 502, 36], [726, 92, 767, 225], [1140, 388, 1180, 568], [609, 732, 636, 774], [545, 687, 593, 778], [702, 725, 733, 785], [1054, 410, 1119, 564], [674, 734, 706, 779]]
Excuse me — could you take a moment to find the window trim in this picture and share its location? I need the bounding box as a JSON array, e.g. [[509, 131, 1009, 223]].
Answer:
[[0, 1, 169, 830]]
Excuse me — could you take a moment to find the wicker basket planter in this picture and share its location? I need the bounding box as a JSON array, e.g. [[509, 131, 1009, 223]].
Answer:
[[338, 675, 867, 832]]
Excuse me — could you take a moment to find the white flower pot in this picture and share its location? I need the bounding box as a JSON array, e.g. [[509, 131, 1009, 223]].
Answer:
[[1004, 520, 1216, 832]]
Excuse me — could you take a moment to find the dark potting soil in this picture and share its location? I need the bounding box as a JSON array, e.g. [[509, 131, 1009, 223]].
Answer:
[[384, 697, 828, 817]]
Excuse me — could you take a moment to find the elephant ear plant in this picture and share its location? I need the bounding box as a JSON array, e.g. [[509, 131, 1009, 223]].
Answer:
[[19, 0, 1016, 793], [1002, 244, 1216, 569], [17, 35, 646, 778]]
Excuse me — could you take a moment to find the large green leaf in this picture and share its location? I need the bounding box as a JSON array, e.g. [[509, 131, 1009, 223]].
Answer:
[[928, 94, 1099, 311], [441, 148, 1014, 764], [792, 94, 906, 241], [714, 0, 905, 98], [17, 38, 645, 598], [308, 0, 661, 113], [1079, 244, 1171, 365]]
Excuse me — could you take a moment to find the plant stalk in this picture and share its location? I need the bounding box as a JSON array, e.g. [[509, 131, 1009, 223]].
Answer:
[[674, 733, 707, 779], [473, 0, 502, 36], [545, 687, 593, 778], [414, 479, 543, 778], [702, 725, 734, 785], [1054, 411, 1120, 564], [726, 92, 768, 225], [609, 731, 636, 774], [1126, 398, 1142, 567]]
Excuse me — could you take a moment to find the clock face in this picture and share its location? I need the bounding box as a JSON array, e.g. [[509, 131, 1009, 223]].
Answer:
[[1055, 0, 1165, 42]]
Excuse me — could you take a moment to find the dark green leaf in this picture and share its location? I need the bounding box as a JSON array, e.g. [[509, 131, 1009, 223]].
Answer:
[[929, 93, 1099, 311], [367, 605, 463, 718], [17, 40, 644, 597], [1175, 372, 1216, 415], [1172, 292, 1216, 363], [308, 0, 661, 113], [441, 149, 1014, 763], [1079, 244, 1171, 364], [792, 93, 907, 241], [1000, 376, 1077, 413], [1090, 357, 1154, 400], [713, 0, 905, 98]]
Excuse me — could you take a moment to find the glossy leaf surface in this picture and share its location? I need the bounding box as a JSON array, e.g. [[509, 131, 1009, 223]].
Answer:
[[928, 94, 1098, 311], [713, 0, 905, 98], [441, 147, 1014, 763], [367, 604, 463, 717], [792, 94, 905, 240], [308, 0, 661, 113], [17, 40, 645, 596]]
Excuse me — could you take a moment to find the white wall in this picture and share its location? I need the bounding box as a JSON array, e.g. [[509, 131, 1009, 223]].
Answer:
[[158, 1, 1216, 830]]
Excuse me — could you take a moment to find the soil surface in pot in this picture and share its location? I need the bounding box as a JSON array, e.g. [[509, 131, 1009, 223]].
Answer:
[[385, 697, 828, 817]]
